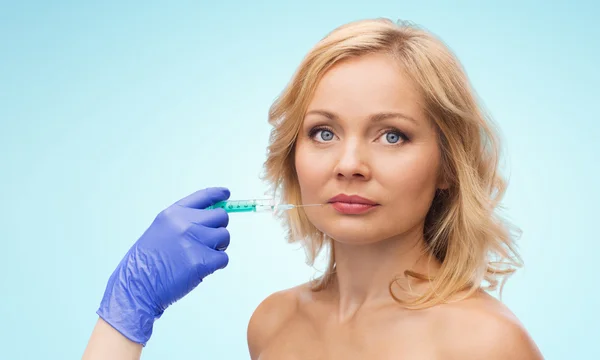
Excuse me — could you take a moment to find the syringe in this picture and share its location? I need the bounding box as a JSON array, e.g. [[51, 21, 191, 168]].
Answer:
[[206, 199, 324, 213]]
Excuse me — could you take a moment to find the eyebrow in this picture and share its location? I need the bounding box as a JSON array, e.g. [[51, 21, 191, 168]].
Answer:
[[304, 109, 418, 125]]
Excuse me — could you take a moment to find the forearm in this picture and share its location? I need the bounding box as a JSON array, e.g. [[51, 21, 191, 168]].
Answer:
[[82, 318, 143, 360]]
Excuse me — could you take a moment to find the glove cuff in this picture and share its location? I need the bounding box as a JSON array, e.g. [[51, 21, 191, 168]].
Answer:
[[96, 256, 162, 346], [96, 306, 156, 346]]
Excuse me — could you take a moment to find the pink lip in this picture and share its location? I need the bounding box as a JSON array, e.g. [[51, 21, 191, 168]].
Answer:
[[327, 194, 379, 215]]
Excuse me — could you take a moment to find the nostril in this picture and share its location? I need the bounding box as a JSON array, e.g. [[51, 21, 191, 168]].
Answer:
[[337, 172, 367, 179]]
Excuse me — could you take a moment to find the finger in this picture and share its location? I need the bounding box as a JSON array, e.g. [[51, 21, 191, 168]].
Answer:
[[158, 206, 228, 233], [190, 247, 229, 275], [188, 225, 230, 251], [194, 207, 229, 228], [206, 249, 229, 271], [175, 187, 230, 209]]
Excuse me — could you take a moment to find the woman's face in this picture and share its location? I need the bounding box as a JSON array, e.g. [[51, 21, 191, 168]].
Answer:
[[294, 53, 445, 245]]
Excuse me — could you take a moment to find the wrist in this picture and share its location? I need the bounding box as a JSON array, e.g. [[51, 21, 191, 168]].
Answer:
[[96, 305, 156, 346], [97, 262, 162, 346]]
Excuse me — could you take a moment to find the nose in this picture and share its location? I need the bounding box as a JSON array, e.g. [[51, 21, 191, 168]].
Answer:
[[334, 139, 371, 181]]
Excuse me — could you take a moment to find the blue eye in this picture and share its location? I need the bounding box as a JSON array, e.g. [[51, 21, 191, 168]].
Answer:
[[319, 130, 334, 141], [381, 130, 408, 144], [386, 132, 400, 143], [309, 127, 335, 142]]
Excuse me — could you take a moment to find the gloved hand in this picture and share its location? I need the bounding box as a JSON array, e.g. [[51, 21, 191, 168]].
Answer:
[[96, 187, 231, 346]]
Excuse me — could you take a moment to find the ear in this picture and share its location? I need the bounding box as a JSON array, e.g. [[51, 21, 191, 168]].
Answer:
[[436, 171, 450, 190], [437, 180, 450, 190]]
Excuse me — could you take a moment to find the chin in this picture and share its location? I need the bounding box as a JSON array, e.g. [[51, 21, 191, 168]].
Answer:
[[325, 228, 383, 245], [304, 205, 419, 245], [308, 212, 387, 245]]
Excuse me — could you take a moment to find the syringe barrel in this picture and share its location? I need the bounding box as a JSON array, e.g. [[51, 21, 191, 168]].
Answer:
[[207, 199, 274, 213]]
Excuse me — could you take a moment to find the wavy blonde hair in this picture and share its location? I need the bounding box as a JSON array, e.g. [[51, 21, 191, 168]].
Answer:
[[262, 18, 522, 309]]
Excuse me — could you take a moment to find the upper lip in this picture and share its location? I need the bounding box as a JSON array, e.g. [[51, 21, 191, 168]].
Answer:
[[327, 194, 378, 205]]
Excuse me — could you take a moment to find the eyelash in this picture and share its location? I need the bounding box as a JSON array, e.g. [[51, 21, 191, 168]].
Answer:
[[308, 126, 409, 145]]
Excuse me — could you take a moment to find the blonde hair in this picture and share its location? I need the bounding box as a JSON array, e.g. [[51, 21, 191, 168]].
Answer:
[[262, 18, 522, 309]]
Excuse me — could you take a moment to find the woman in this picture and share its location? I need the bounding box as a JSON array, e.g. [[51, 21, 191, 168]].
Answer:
[[248, 18, 542, 359], [83, 18, 543, 359]]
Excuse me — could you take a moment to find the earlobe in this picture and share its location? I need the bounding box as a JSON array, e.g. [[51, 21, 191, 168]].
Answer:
[[436, 174, 450, 190], [434, 165, 450, 190]]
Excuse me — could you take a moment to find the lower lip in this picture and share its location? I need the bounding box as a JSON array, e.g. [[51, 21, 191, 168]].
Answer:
[[330, 202, 378, 214]]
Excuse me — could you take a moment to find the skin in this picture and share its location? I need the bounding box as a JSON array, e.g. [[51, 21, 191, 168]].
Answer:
[[82, 318, 142, 360], [246, 53, 544, 359]]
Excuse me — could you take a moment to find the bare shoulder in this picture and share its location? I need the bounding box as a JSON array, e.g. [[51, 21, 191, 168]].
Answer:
[[246, 283, 310, 359], [434, 290, 544, 360]]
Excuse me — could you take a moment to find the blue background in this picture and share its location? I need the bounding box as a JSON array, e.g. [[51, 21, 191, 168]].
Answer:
[[1, 1, 597, 358]]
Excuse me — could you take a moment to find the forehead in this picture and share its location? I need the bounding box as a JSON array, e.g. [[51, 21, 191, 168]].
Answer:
[[306, 53, 425, 121]]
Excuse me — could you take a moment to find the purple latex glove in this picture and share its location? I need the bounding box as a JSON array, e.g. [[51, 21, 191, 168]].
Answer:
[[96, 187, 231, 346]]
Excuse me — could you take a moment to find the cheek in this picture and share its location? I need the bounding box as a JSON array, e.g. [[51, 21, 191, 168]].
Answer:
[[385, 154, 439, 189], [374, 147, 441, 217], [294, 141, 330, 200]]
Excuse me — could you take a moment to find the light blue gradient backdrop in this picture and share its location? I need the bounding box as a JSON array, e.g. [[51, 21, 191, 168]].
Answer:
[[1, 1, 597, 359]]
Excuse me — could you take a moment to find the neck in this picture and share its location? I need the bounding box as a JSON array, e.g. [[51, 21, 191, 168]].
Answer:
[[328, 225, 440, 321]]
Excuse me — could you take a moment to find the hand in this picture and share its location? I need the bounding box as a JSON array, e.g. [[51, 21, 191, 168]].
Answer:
[[96, 187, 231, 346]]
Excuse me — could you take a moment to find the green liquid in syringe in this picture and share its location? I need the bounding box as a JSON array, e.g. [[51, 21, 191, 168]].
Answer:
[[208, 200, 259, 213]]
